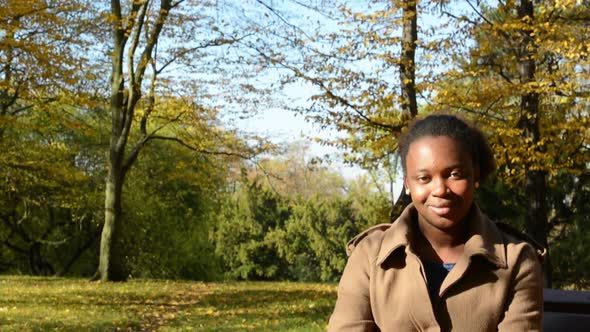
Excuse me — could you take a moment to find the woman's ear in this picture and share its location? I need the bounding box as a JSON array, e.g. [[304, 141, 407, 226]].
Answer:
[[474, 165, 481, 189], [404, 179, 410, 195]]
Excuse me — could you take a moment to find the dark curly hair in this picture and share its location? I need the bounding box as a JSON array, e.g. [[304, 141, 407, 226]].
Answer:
[[398, 114, 496, 181]]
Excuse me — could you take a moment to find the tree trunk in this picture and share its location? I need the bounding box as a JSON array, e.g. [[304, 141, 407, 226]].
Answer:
[[393, 0, 418, 217], [95, 165, 127, 281], [524, 169, 550, 286], [516, 0, 550, 287], [94, 23, 128, 281], [399, 0, 418, 119], [93, 0, 173, 282]]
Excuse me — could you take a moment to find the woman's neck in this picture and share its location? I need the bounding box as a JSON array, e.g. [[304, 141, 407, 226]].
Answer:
[[414, 216, 468, 263]]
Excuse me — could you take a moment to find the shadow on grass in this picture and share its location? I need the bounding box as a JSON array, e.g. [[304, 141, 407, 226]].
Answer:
[[0, 320, 141, 332], [172, 286, 336, 331]]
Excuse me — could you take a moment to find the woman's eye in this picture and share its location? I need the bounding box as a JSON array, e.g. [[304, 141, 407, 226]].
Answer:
[[450, 171, 462, 178], [417, 176, 430, 183]]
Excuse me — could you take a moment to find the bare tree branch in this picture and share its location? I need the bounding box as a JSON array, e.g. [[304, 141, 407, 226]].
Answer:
[[245, 45, 403, 133], [254, 0, 314, 40], [156, 35, 251, 74], [126, 1, 148, 90]]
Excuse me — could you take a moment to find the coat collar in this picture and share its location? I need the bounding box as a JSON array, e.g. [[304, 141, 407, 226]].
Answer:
[[376, 203, 507, 269]]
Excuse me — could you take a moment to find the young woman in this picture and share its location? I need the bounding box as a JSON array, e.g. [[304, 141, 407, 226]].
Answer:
[[328, 114, 544, 331]]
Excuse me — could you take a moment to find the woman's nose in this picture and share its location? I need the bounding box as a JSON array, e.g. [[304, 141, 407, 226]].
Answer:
[[431, 178, 449, 196]]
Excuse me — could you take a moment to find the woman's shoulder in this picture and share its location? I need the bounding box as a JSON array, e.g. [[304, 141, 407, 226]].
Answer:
[[346, 223, 392, 257], [494, 221, 547, 264]]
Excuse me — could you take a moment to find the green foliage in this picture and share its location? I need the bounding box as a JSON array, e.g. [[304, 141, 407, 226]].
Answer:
[[213, 161, 392, 282], [474, 172, 590, 288], [347, 174, 394, 225], [551, 217, 590, 289], [475, 180, 525, 227], [547, 173, 590, 289], [120, 139, 227, 281], [0, 106, 104, 276], [0, 0, 95, 111], [213, 177, 292, 280], [275, 197, 367, 282], [0, 103, 233, 281]]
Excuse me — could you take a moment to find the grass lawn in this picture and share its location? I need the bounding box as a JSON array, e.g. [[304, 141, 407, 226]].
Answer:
[[0, 276, 337, 331]]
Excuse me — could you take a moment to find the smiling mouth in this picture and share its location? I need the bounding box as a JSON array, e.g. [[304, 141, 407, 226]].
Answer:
[[428, 204, 453, 216]]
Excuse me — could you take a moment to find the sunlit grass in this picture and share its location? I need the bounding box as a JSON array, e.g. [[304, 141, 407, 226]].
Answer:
[[0, 276, 336, 331]]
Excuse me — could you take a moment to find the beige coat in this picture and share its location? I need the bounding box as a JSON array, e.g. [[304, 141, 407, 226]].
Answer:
[[328, 204, 544, 332]]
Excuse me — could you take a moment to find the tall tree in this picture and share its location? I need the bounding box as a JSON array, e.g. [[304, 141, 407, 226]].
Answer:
[[515, 0, 548, 285], [97, 0, 172, 281], [431, 0, 590, 285], [95, 0, 312, 281], [0, 0, 101, 276], [98, 0, 242, 281], [264, 0, 436, 218], [394, 0, 419, 214]]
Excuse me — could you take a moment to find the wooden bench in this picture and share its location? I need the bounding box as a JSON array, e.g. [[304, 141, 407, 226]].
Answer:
[[544, 288, 590, 331]]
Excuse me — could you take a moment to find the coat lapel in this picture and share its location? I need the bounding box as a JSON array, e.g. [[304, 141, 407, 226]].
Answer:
[[439, 205, 508, 297]]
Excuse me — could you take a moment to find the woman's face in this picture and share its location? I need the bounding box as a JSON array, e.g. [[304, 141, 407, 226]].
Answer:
[[404, 135, 478, 233]]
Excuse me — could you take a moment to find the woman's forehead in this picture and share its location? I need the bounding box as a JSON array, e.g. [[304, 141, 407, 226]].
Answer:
[[406, 136, 473, 169]]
